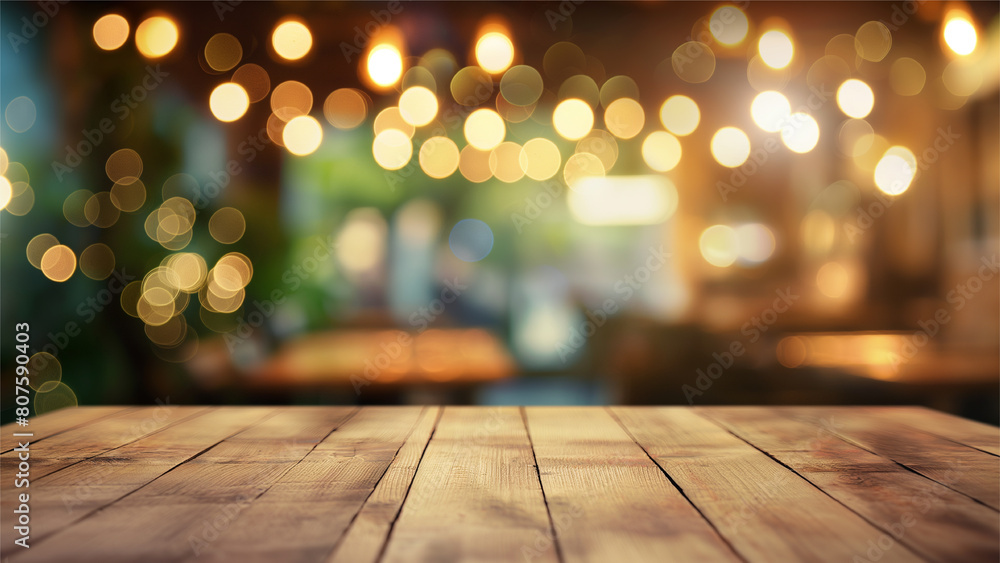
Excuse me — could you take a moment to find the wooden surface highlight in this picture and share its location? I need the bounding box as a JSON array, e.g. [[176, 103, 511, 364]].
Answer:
[[1, 406, 996, 563]]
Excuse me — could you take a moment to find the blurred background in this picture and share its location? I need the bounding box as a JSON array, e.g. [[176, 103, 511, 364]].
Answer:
[[1, 1, 998, 423]]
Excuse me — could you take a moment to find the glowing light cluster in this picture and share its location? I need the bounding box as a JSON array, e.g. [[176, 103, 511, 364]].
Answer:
[[759, 30, 793, 69], [943, 14, 977, 56], [476, 31, 515, 74], [368, 44, 404, 88], [272, 21, 312, 60], [135, 16, 178, 58]]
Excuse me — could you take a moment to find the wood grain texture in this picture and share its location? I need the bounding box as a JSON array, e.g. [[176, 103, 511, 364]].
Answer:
[[11, 407, 357, 563], [2, 406, 208, 556], [327, 407, 441, 563], [3, 407, 275, 552], [1, 406, 130, 453], [859, 406, 1000, 456], [381, 406, 559, 563], [1, 406, 207, 482], [612, 407, 926, 563], [524, 407, 742, 562], [699, 406, 1000, 563], [198, 406, 427, 563], [4, 406, 997, 563], [781, 407, 1000, 510]]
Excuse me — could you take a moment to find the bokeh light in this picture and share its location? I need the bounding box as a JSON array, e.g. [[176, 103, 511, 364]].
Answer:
[[374, 107, 415, 139], [854, 21, 892, 62], [700, 225, 739, 267], [489, 142, 525, 183], [641, 131, 682, 172], [735, 223, 776, 265], [659, 95, 700, 136], [459, 146, 493, 183], [874, 147, 916, 195], [672, 41, 716, 83], [26, 233, 58, 269], [780, 113, 820, 153], [6, 181, 33, 216], [106, 148, 143, 184], [464, 109, 506, 150], [5, 97, 36, 133], [324, 88, 369, 130], [135, 16, 178, 58], [452, 66, 493, 106], [209, 83, 250, 122], [751, 91, 791, 132], [209, 207, 246, 243], [27, 352, 61, 393], [41, 245, 76, 282], [839, 119, 875, 157], [373, 129, 413, 170], [232, 63, 271, 103], [0, 176, 10, 210], [84, 191, 120, 228], [79, 243, 116, 280], [711, 127, 751, 167], [543, 41, 586, 85], [283, 115, 323, 156], [336, 209, 387, 274], [836, 79, 874, 119], [942, 58, 983, 97], [563, 152, 605, 188], [449, 219, 494, 262], [419, 137, 460, 179], [817, 261, 850, 298], [759, 30, 794, 69], [710, 6, 749, 46], [569, 176, 678, 226], [271, 80, 313, 121], [519, 138, 562, 181], [110, 178, 146, 212], [604, 98, 645, 140], [500, 65, 544, 106], [398, 86, 438, 127], [943, 14, 977, 56], [368, 44, 404, 88], [576, 130, 619, 172], [890, 58, 926, 96], [553, 99, 594, 141], [204, 33, 243, 72], [64, 190, 94, 227], [476, 31, 515, 74], [561, 75, 600, 107], [599, 76, 640, 108], [272, 20, 312, 60], [35, 383, 77, 416], [93, 14, 129, 51]]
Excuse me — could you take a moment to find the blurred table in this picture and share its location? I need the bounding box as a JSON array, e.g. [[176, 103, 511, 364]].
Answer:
[[2, 406, 998, 562], [187, 329, 515, 398]]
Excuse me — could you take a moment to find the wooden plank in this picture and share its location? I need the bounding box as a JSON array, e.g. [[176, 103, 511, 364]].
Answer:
[[781, 407, 1000, 510], [860, 406, 1000, 456], [523, 407, 741, 562], [700, 406, 1000, 563], [196, 406, 428, 563], [380, 407, 559, 563], [2, 407, 275, 554], [11, 406, 357, 563], [2, 405, 209, 556], [1, 406, 132, 453], [327, 407, 441, 563], [0, 406, 207, 482], [612, 407, 926, 563]]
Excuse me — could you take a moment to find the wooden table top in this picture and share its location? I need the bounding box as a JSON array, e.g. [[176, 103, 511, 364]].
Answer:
[[2, 406, 997, 562]]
